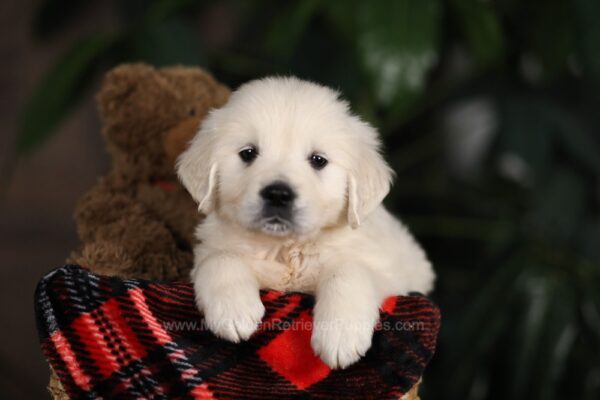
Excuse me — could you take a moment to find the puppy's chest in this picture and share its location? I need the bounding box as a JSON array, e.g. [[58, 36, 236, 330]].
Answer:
[[250, 242, 320, 293]]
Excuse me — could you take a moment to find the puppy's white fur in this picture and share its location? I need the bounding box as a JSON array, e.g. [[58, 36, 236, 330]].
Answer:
[[177, 77, 435, 369]]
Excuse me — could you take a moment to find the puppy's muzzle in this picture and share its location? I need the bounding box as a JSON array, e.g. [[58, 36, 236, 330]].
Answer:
[[260, 181, 296, 221]]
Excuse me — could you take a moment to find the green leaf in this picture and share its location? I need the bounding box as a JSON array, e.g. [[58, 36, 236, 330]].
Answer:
[[265, 0, 321, 60], [508, 271, 578, 399], [16, 33, 118, 156], [528, 167, 587, 242], [552, 113, 600, 176], [537, 289, 577, 400], [128, 18, 204, 67], [142, 0, 197, 28], [498, 96, 553, 182], [354, 0, 441, 114], [579, 220, 600, 263], [449, 0, 505, 66], [509, 269, 552, 398], [323, 1, 356, 40], [501, 97, 600, 180], [573, 0, 600, 85], [450, 259, 520, 359], [528, 0, 575, 81], [445, 259, 522, 397], [583, 368, 600, 400]]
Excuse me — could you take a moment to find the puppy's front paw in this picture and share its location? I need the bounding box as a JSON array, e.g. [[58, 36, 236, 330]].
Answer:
[[311, 313, 376, 369], [202, 290, 265, 343]]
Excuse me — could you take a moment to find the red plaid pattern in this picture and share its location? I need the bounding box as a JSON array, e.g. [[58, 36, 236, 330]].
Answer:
[[35, 266, 440, 399]]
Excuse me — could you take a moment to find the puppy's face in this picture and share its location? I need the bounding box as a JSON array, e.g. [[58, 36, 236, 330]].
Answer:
[[178, 77, 393, 237], [215, 127, 347, 236]]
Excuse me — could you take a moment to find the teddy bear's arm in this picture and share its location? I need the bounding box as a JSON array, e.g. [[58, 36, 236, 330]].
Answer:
[[69, 183, 193, 281]]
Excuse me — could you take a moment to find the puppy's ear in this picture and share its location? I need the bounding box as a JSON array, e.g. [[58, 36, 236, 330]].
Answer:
[[347, 119, 394, 228], [176, 121, 219, 214]]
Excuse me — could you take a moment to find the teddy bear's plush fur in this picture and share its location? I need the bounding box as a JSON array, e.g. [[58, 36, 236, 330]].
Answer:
[[46, 64, 420, 400], [68, 64, 230, 280], [48, 63, 230, 398]]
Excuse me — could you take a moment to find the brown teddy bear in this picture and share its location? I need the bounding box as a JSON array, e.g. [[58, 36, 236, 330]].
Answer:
[[48, 63, 230, 398], [68, 63, 230, 280]]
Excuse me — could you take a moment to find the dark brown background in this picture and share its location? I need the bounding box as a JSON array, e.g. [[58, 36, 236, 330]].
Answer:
[[0, 2, 111, 397]]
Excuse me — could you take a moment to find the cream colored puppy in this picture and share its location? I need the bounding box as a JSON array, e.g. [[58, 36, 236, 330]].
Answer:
[[177, 77, 434, 369]]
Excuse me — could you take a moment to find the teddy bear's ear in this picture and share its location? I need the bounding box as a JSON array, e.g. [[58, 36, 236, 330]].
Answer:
[[97, 64, 179, 150], [163, 117, 203, 166], [176, 114, 219, 214], [98, 64, 159, 119], [158, 66, 232, 121], [213, 84, 231, 108]]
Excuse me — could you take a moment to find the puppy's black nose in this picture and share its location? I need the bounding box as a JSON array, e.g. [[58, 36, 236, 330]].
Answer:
[[260, 182, 296, 207]]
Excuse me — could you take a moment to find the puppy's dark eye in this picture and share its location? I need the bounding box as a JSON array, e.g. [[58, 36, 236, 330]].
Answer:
[[239, 146, 258, 163], [309, 153, 328, 170]]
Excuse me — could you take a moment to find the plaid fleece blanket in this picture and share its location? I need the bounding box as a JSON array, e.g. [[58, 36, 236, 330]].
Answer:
[[35, 265, 440, 399]]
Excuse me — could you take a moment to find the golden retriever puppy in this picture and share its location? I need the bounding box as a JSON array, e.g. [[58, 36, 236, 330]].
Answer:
[[177, 77, 435, 369]]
